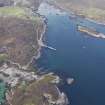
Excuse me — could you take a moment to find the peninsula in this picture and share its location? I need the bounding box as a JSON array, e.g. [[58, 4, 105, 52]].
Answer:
[[0, 0, 68, 105], [77, 25, 105, 39]]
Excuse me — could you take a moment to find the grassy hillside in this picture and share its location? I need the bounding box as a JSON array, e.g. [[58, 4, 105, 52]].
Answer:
[[0, 7, 44, 66], [7, 74, 59, 105]]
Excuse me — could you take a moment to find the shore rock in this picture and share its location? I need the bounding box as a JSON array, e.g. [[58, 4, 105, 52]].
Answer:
[[67, 78, 74, 85]]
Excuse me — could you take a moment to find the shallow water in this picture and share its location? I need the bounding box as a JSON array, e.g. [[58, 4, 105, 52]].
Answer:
[[37, 3, 105, 105], [0, 82, 6, 104]]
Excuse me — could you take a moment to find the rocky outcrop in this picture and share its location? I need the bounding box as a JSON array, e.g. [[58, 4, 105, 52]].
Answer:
[[4, 68, 68, 105], [0, 63, 38, 87], [44, 91, 69, 105], [0, 62, 69, 105], [78, 25, 105, 39]]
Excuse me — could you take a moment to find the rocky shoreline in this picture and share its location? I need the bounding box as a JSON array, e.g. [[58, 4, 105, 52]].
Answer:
[[0, 62, 69, 105], [78, 25, 105, 39], [46, 0, 105, 26], [0, 0, 69, 105]]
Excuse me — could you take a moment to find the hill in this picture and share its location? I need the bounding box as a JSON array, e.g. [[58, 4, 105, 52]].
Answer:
[[49, 0, 105, 24]]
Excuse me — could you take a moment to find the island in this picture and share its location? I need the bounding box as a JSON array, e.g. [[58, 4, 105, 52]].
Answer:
[[67, 78, 74, 85], [0, 0, 68, 105], [77, 25, 105, 39]]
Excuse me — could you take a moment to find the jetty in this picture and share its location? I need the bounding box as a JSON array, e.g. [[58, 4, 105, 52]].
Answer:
[[42, 44, 56, 51], [37, 26, 56, 51], [38, 40, 56, 51]]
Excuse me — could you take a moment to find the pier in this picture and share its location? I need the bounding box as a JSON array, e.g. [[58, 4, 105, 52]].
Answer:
[[39, 41, 56, 51]]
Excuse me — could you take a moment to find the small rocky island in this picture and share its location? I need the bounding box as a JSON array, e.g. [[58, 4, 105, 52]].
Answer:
[[77, 25, 105, 39], [0, 0, 68, 105]]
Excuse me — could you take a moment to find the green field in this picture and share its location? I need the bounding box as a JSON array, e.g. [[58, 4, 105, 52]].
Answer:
[[0, 6, 41, 21]]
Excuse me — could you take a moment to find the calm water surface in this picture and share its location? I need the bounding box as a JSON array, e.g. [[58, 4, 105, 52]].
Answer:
[[0, 82, 6, 104], [37, 3, 105, 105]]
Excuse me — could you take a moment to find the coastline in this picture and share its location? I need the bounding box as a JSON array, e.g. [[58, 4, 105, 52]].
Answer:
[[1, 16, 47, 71], [23, 15, 47, 70], [5, 13, 47, 70], [77, 25, 105, 39], [85, 18, 105, 26], [0, 3, 69, 105], [34, 16, 47, 60], [34, 7, 57, 61], [46, 1, 105, 26]]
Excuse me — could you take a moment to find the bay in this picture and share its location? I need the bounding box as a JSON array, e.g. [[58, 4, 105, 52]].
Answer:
[[37, 3, 105, 105]]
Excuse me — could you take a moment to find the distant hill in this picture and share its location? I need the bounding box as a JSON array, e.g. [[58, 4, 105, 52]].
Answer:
[[0, 0, 42, 10], [52, 0, 105, 9], [65, 0, 105, 9], [50, 0, 105, 24]]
